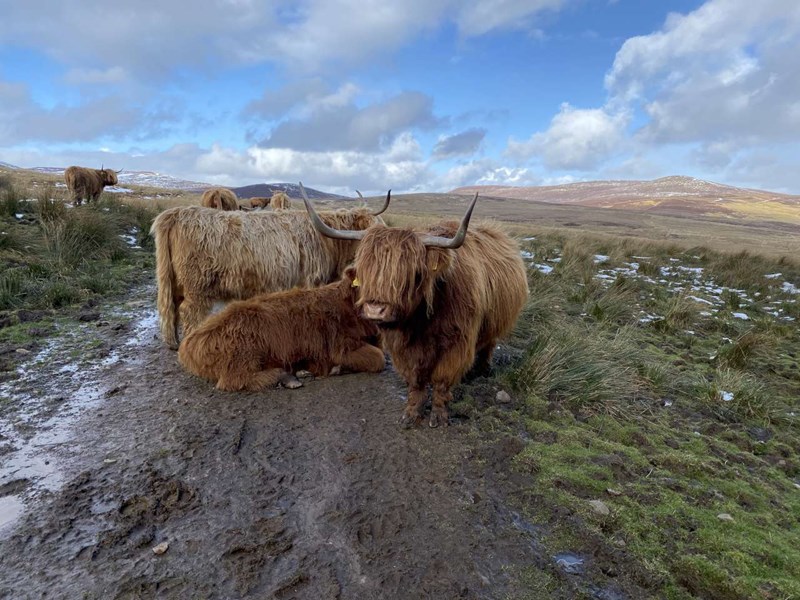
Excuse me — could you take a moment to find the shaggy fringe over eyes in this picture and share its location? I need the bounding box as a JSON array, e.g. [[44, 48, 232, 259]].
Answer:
[[355, 227, 431, 311]]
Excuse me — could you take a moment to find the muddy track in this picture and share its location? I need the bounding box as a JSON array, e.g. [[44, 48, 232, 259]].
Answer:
[[0, 286, 614, 599]]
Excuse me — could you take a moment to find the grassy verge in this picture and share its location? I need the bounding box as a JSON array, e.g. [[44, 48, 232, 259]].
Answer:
[[0, 176, 158, 366], [458, 231, 800, 599]]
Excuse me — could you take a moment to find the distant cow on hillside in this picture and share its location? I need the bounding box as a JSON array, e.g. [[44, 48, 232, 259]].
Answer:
[[150, 187, 391, 348], [64, 166, 121, 205], [177, 267, 385, 391], [200, 187, 239, 211], [247, 197, 271, 209]]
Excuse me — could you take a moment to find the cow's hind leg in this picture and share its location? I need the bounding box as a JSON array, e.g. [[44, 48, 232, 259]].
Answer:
[[338, 344, 386, 375], [216, 367, 285, 392], [428, 342, 475, 428], [466, 342, 495, 380], [179, 297, 213, 340]]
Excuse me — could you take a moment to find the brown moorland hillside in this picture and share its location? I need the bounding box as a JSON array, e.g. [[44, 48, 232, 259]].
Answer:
[[451, 175, 800, 225]]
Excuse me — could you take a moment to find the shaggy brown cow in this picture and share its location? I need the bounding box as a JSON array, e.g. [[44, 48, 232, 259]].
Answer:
[[177, 267, 385, 391], [303, 189, 528, 428], [201, 187, 239, 211], [270, 191, 291, 210], [64, 165, 120, 205], [151, 187, 390, 349], [247, 197, 271, 209]]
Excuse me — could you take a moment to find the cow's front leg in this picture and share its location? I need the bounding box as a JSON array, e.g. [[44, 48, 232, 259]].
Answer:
[[399, 386, 428, 428], [429, 382, 453, 428]]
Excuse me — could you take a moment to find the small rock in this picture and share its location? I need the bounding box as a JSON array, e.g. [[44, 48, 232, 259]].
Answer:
[[717, 513, 734, 522], [588, 500, 610, 516], [103, 458, 117, 464], [605, 488, 622, 496], [78, 312, 100, 322], [15, 348, 31, 355], [152, 541, 169, 555], [495, 390, 512, 404]]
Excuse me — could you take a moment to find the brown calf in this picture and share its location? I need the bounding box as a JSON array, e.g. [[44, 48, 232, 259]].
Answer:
[[177, 268, 385, 391]]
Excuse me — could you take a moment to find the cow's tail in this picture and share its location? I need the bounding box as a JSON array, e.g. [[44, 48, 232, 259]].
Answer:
[[151, 210, 180, 350]]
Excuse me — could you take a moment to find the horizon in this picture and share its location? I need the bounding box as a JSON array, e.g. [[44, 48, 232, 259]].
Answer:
[[2, 0, 799, 195]]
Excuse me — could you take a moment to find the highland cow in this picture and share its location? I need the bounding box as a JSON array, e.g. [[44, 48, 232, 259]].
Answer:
[[303, 189, 528, 428], [270, 191, 291, 210], [177, 267, 385, 390], [150, 187, 390, 349], [64, 166, 121, 205], [247, 197, 271, 209], [200, 187, 239, 211]]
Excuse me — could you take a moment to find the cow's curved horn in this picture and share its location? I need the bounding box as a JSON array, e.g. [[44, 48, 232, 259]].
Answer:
[[300, 182, 366, 241], [356, 190, 363, 198], [371, 190, 391, 216], [115, 168, 123, 174], [419, 192, 479, 249]]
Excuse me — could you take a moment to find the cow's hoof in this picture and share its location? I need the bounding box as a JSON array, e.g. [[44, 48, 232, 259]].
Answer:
[[280, 373, 303, 389], [296, 370, 313, 379], [399, 412, 422, 429], [329, 365, 342, 376], [429, 411, 449, 428]]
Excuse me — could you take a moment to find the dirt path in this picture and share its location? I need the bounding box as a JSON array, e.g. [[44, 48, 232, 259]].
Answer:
[[0, 286, 597, 599]]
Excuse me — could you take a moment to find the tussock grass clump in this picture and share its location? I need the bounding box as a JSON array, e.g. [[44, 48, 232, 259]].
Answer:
[[42, 209, 125, 266], [0, 184, 23, 217], [0, 270, 23, 310], [697, 367, 773, 422], [717, 330, 775, 369], [652, 292, 698, 332], [508, 320, 642, 413], [33, 194, 67, 223]]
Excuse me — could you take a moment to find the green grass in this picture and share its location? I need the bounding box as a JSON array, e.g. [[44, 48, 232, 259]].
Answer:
[[0, 179, 157, 314], [473, 230, 800, 599]]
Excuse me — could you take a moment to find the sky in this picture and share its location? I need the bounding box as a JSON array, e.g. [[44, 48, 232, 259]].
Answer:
[[1, 0, 800, 194]]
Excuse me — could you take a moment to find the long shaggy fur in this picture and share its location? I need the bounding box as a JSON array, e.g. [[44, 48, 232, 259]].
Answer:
[[270, 191, 291, 210], [177, 268, 385, 391], [150, 205, 383, 349], [353, 221, 529, 427], [247, 197, 271, 209], [200, 187, 239, 211], [64, 166, 118, 205]]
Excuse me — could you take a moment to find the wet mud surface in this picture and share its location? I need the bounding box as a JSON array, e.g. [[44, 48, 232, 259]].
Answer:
[[0, 287, 635, 599]]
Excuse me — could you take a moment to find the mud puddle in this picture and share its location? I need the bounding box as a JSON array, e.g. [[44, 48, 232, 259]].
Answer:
[[0, 285, 638, 599]]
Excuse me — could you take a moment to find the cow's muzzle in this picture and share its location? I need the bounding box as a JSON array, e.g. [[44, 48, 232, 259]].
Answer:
[[362, 303, 395, 323]]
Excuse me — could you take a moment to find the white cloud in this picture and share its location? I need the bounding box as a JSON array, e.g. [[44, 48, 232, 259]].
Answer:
[[256, 88, 440, 152], [507, 103, 629, 170], [0, 1, 572, 79], [456, 0, 568, 36], [62, 66, 129, 85], [606, 0, 800, 143]]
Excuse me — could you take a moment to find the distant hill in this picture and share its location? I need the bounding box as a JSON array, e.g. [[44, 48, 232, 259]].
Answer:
[[451, 176, 800, 223], [231, 182, 346, 200]]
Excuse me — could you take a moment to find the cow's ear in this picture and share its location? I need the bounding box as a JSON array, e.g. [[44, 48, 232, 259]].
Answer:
[[343, 266, 358, 285], [426, 248, 452, 278]]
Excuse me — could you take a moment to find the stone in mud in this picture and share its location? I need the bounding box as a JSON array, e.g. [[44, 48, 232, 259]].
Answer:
[[152, 541, 169, 555], [495, 390, 512, 404], [589, 500, 611, 516], [717, 513, 734, 522]]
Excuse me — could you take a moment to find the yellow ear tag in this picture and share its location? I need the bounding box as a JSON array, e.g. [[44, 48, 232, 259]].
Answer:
[[351, 277, 361, 288]]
